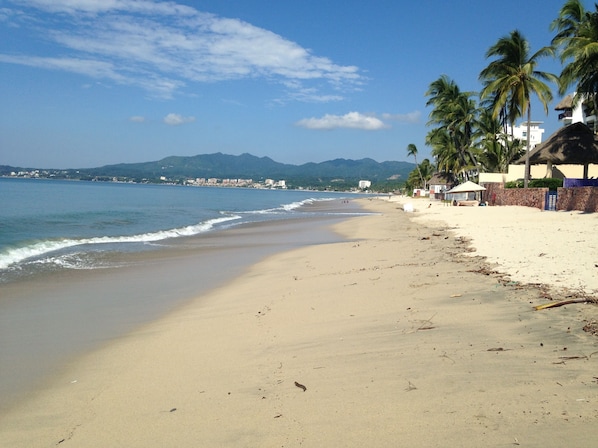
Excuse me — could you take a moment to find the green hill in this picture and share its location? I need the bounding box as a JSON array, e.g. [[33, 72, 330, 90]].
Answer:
[[1, 153, 414, 189]]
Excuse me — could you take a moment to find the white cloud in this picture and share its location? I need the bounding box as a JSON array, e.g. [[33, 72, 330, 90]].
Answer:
[[129, 115, 145, 123], [163, 113, 195, 125], [296, 112, 388, 131], [12, 0, 197, 16], [2, 0, 363, 99]]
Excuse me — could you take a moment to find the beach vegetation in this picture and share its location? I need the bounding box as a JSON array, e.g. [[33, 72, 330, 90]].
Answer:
[[504, 179, 525, 189], [404, 158, 433, 193], [422, 1, 598, 188], [474, 108, 526, 173], [406, 143, 426, 188], [505, 178, 563, 191], [425, 75, 479, 185], [479, 30, 557, 188], [551, 0, 598, 132], [529, 178, 564, 190]]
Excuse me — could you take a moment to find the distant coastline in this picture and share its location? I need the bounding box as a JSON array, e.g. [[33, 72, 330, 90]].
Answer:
[[1, 152, 413, 192]]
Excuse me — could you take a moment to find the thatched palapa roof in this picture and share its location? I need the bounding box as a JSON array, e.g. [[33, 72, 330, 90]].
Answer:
[[516, 122, 598, 165], [428, 172, 452, 186], [554, 94, 574, 111]]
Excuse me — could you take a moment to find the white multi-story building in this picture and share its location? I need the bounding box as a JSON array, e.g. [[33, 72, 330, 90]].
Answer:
[[506, 121, 545, 149], [555, 93, 597, 129]]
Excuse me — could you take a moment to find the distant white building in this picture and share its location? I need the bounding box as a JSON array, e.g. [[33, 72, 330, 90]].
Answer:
[[264, 178, 286, 188], [358, 180, 371, 190], [506, 121, 545, 149]]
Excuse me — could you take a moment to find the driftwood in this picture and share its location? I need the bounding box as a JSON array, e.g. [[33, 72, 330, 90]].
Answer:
[[534, 297, 598, 311]]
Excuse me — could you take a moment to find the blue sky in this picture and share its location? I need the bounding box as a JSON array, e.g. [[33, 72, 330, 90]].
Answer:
[[0, 0, 573, 168]]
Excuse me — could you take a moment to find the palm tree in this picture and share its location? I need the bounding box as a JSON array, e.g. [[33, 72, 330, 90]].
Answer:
[[418, 158, 434, 188], [474, 108, 525, 173], [551, 0, 598, 131], [425, 75, 479, 182], [479, 30, 557, 187], [426, 127, 459, 183], [406, 143, 425, 188]]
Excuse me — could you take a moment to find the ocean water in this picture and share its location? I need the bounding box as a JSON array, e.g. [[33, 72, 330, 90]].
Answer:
[[0, 177, 370, 410], [0, 178, 363, 283]]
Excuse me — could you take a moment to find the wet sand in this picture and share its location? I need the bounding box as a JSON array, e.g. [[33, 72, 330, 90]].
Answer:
[[0, 203, 361, 414], [1, 198, 598, 447]]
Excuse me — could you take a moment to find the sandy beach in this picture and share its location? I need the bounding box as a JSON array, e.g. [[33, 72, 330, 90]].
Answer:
[[2, 198, 598, 447]]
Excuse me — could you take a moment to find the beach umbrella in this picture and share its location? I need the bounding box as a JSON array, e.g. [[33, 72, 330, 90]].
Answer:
[[445, 181, 486, 194], [515, 122, 598, 179]]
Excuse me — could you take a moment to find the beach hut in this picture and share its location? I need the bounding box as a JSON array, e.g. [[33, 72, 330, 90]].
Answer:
[[445, 181, 486, 205], [428, 172, 453, 200], [515, 122, 598, 179]]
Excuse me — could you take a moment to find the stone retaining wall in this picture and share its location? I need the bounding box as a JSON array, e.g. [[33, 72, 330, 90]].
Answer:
[[482, 183, 547, 210], [481, 183, 598, 212], [557, 186, 598, 212]]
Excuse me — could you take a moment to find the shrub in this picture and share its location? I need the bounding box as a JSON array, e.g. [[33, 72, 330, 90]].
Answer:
[[528, 178, 563, 191], [505, 178, 562, 191], [505, 180, 524, 189]]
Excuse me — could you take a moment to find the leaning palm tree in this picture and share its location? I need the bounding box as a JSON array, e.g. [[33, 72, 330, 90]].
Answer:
[[406, 143, 425, 189], [479, 30, 557, 187], [551, 0, 598, 132]]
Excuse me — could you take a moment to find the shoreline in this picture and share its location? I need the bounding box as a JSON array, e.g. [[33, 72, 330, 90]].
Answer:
[[2, 198, 598, 446], [0, 204, 361, 414]]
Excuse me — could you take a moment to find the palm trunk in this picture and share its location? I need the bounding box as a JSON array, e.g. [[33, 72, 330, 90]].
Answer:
[[524, 105, 531, 188], [593, 94, 597, 134], [414, 156, 425, 189]]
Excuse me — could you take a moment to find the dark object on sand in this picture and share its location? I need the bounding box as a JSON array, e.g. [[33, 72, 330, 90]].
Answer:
[[294, 381, 307, 392]]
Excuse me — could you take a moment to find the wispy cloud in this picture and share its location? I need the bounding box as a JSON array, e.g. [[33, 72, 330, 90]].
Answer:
[[295, 112, 389, 131], [1, 0, 363, 100], [163, 113, 194, 125], [129, 115, 145, 123]]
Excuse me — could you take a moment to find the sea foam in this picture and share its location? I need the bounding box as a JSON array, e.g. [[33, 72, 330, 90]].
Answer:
[[0, 215, 241, 270]]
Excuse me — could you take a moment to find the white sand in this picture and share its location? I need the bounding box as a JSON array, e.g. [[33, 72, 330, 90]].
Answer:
[[395, 197, 598, 294]]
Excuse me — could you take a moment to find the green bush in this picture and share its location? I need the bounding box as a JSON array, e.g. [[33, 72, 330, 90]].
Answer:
[[505, 180, 524, 189], [505, 178, 562, 191], [528, 178, 563, 191]]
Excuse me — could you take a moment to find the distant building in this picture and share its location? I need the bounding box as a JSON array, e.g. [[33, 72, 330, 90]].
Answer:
[[428, 173, 452, 200], [506, 121, 545, 149], [358, 180, 371, 190], [554, 93, 597, 129]]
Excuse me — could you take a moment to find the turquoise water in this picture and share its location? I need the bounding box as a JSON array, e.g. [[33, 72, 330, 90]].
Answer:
[[0, 178, 362, 282]]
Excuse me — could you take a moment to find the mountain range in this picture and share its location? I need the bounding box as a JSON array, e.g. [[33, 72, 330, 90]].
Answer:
[[1, 152, 415, 188]]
